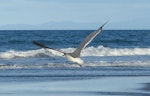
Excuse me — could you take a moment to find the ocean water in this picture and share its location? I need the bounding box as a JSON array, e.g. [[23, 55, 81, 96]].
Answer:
[[0, 30, 150, 82]]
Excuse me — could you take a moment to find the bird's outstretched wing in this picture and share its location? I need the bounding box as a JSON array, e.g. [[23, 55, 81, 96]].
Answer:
[[32, 40, 65, 54], [72, 21, 108, 58]]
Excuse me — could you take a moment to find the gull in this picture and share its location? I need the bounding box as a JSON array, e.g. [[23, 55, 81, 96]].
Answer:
[[33, 21, 108, 67]]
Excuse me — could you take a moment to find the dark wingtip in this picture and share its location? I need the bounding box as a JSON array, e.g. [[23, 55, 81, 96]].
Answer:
[[32, 40, 66, 54], [32, 40, 48, 48], [32, 40, 37, 44], [101, 20, 109, 28], [32, 40, 40, 46], [32, 40, 37, 45]]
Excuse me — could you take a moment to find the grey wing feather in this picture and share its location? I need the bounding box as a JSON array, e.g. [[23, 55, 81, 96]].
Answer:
[[72, 21, 108, 58]]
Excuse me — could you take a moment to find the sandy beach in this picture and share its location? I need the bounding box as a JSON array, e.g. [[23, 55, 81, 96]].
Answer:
[[0, 76, 150, 96]]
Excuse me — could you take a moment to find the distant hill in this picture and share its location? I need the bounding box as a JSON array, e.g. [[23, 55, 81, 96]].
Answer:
[[0, 20, 150, 30], [0, 22, 103, 30]]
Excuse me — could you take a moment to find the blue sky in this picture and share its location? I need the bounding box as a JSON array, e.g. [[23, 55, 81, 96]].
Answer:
[[0, 0, 150, 29]]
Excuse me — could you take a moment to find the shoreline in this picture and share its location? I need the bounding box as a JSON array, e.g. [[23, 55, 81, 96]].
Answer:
[[0, 76, 150, 96]]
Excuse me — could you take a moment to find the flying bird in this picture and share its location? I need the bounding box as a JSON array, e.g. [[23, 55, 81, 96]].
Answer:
[[33, 21, 108, 67]]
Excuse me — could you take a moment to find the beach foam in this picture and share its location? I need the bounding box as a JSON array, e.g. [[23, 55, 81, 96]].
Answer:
[[0, 45, 150, 59], [0, 61, 150, 69]]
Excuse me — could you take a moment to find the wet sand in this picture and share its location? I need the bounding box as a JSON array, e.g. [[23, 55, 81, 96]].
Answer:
[[0, 76, 150, 96]]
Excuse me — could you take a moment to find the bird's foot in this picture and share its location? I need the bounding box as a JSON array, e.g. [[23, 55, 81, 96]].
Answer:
[[77, 64, 83, 67]]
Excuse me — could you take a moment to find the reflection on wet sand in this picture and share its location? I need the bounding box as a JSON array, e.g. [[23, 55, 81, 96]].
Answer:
[[38, 91, 150, 96], [140, 83, 150, 92], [1, 76, 150, 96]]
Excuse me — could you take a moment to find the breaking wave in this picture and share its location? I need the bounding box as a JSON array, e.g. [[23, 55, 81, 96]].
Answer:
[[0, 45, 150, 59], [0, 60, 150, 69]]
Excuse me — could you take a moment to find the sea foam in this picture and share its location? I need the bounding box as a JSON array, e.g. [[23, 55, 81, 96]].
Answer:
[[0, 45, 150, 59]]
